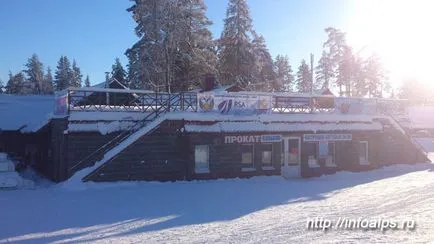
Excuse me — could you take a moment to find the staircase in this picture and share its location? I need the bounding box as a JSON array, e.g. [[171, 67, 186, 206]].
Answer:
[[68, 95, 179, 180], [377, 114, 430, 165]]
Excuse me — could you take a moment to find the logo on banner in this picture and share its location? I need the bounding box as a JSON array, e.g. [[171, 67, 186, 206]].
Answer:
[[217, 99, 233, 114], [198, 95, 214, 112]]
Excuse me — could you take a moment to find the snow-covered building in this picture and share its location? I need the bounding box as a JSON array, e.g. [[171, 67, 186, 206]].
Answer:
[[0, 88, 430, 182]]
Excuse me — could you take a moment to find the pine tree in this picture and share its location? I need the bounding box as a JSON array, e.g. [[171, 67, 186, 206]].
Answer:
[[251, 33, 276, 91], [315, 51, 334, 90], [85, 75, 91, 87], [363, 54, 386, 98], [295, 60, 312, 93], [173, 0, 217, 91], [23, 54, 45, 94], [111, 58, 127, 86], [0, 79, 4, 93], [71, 60, 82, 88], [42, 67, 54, 94], [217, 0, 256, 88], [321, 27, 348, 95], [6, 72, 25, 94], [274, 55, 294, 92], [54, 56, 72, 91], [126, 0, 217, 92]]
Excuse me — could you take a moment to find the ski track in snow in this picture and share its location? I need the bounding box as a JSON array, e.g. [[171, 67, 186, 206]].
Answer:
[[0, 163, 434, 244]]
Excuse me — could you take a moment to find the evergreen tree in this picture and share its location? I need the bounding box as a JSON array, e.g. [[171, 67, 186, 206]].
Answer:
[[0, 79, 4, 93], [54, 56, 72, 91], [336, 46, 355, 96], [251, 33, 276, 91], [295, 60, 312, 93], [111, 58, 127, 86], [174, 0, 217, 91], [363, 54, 387, 98], [127, 0, 216, 92], [23, 54, 44, 94], [6, 72, 25, 94], [42, 67, 54, 94], [71, 60, 82, 88], [315, 50, 334, 90], [321, 27, 348, 95], [274, 55, 294, 92], [217, 0, 256, 88], [85, 75, 91, 87]]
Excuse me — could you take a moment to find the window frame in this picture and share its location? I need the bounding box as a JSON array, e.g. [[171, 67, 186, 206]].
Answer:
[[240, 143, 255, 170], [307, 142, 320, 168], [325, 142, 337, 167], [261, 143, 273, 166], [359, 141, 369, 165], [194, 145, 210, 173]]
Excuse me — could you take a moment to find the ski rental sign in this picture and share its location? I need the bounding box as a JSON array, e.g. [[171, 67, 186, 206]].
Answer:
[[197, 92, 272, 115]]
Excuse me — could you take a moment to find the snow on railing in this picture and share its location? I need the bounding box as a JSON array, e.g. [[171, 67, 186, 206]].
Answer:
[[60, 87, 410, 117]]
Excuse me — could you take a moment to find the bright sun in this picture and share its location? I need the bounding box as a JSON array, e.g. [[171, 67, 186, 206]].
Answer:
[[346, 0, 434, 88]]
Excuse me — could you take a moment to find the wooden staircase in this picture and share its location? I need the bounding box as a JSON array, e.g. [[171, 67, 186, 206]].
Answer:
[[68, 95, 180, 180]]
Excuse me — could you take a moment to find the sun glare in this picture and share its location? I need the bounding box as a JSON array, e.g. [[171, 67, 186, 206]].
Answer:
[[346, 0, 434, 88]]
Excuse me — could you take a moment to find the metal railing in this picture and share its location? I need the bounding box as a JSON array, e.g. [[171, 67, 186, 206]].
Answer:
[[64, 87, 411, 116]]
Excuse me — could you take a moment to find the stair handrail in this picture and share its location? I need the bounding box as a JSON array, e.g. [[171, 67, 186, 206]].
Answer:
[[385, 111, 428, 155], [69, 95, 178, 173]]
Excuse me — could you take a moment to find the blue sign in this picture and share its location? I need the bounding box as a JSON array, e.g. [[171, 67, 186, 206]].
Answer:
[[261, 134, 282, 143]]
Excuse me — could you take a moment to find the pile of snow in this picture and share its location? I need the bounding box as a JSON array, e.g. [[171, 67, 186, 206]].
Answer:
[[0, 153, 15, 172], [0, 154, 34, 189], [0, 94, 54, 132]]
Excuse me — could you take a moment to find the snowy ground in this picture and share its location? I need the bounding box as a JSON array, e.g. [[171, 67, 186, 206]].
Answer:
[[0, 162, 433, 244], [1, 139, 433, 243]]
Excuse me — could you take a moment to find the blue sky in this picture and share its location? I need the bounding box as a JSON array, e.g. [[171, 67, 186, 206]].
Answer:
[[0, 0, 355, 86]]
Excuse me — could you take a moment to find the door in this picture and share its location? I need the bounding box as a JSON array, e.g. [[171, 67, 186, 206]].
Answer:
[[282, 137, 301, 178]]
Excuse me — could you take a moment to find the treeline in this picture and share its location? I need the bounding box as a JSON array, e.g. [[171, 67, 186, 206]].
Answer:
[[0, 0, 401, 98], [1, 55, 129, 95], [3, 54, 90, 95], [126, 0, 388, 97]]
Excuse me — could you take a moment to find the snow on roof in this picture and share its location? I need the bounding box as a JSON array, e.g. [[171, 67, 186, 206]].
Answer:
[[69, 111, 152, 122], [0, 94, 54, 132], [68, 111, 375, 123], [161, 112, 376, 123], [68, 121, 136, 135], [185, 121, 382, 133]]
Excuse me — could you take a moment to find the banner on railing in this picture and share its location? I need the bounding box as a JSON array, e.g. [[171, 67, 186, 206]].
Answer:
[[275, 96, 311, 107], [334, 98, 377, 114], [197, 92, 272, 115], [54, 91, 68, 116]]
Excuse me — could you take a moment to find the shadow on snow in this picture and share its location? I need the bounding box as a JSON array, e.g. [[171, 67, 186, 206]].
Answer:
[[1, 162, 433, 243]]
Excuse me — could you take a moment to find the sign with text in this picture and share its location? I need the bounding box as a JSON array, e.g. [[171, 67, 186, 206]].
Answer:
[[198, 92, 272, 115], [303, 134, 352, 142], [224, 134, 282, 144], [275, 96, 311, 107], [54, 91, 68, 116]]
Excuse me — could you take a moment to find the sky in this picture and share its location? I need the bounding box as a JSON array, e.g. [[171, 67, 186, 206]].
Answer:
[[0, 0, 432, 88]]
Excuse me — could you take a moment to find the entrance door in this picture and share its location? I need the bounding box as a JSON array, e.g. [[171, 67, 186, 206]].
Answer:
[[282, 137, 301, 178]]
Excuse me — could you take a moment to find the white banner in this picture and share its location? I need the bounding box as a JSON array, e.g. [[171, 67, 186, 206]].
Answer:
[[303, 134, 352, 142], [54, 91, 68, 116], [198, 92, 272, 115]]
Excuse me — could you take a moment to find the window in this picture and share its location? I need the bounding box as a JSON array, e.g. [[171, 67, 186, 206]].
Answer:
[[195, 145, 209, 173], [261, 143, 273, 166], [359, 141, 369, 165], [241, 144, 254, 169], [307, 143, 320, 168], [325, 142, 337, 167]]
